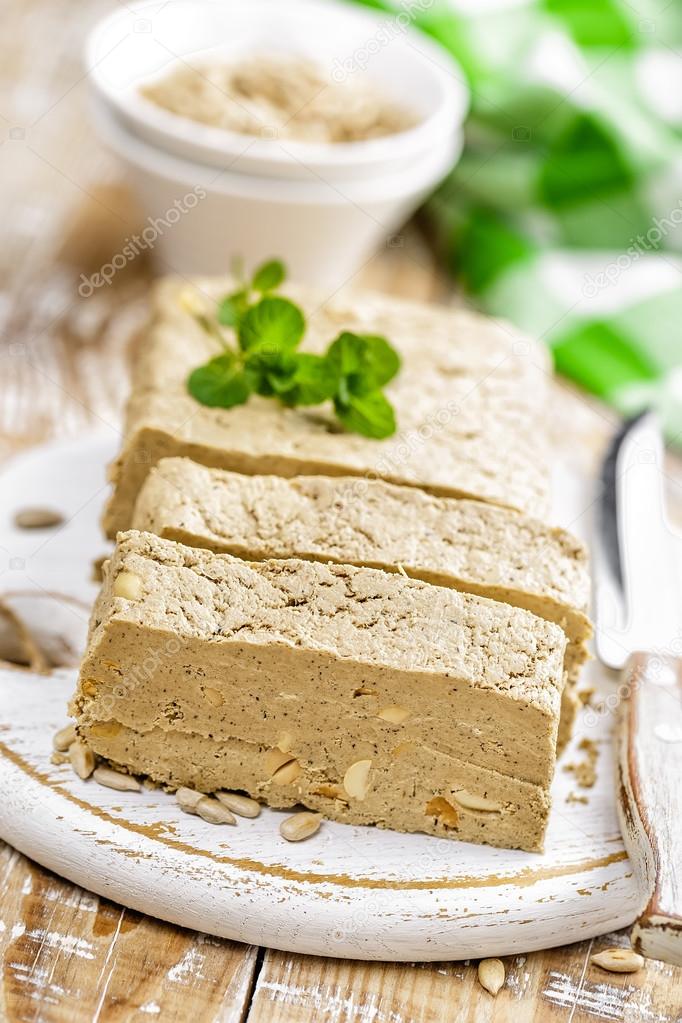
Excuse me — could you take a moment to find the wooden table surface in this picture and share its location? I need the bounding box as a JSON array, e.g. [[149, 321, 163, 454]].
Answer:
[[1, 1, 681, 1020]]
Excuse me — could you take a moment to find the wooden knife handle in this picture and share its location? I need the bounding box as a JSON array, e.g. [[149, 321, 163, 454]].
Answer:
[[617, 651, 682, 965]]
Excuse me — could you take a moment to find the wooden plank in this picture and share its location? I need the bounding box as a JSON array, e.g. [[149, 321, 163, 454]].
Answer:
[[246, 941, 682, 1023], [0, 842, 258, 1022]]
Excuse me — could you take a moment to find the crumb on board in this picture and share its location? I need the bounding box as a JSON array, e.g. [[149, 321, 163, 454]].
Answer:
[[563, 737, 599, 788]]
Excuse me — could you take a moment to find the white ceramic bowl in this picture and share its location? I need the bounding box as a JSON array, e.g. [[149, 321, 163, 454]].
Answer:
[[86, 0, 468, 287], [92, 97, 462, 287], [86, 0, 468, 182]]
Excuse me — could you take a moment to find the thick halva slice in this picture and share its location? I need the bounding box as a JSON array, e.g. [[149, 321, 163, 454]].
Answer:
[[72, 531, 567, 852], [102, 277, 552, 537]]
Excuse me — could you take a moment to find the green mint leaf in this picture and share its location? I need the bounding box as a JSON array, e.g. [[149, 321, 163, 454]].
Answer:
[[187, 259, 400, 437], [334, 390, 396, 439], [217, 289, 249, 328], [336, 374, 350, 407], [246, 347, 296, 397], [246, 349, 338, 406], [327, 332, 401, 394], [353, 333, 401, 391], [270, 353, 340, 406], [187, 351, 254, 408], [238, 296, 305, 353], [251, 259, 286, 293], [327, 331, 365, 377]]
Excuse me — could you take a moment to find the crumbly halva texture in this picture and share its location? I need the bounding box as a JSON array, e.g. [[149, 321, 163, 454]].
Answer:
[[133, 459, 591, 643], [133, 459, 591, 747], [82, 722, 552, 851], [72, 531, 567, 851], [102, 277, 552, 537], [557, 677, 581, 753]]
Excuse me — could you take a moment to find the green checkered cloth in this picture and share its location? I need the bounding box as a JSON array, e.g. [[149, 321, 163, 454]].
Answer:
[[353, 0, 682, 442]]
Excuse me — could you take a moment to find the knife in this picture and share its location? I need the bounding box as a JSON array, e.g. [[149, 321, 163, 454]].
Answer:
[[594, 410, 682, 966]]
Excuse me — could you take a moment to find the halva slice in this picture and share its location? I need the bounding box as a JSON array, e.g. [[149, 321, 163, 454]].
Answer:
[[72, 531, 567, 851], [133, 459, 591, 645], [133, 459, 591, 746], [102, 277, 551, 536]]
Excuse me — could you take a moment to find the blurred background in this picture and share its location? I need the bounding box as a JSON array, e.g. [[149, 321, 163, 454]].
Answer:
[[417, 0, 682, 443], [1, 0, 681, 456]]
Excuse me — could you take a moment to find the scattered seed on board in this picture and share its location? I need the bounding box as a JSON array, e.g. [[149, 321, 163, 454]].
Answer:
[[175, 786, 205, 814], [93, 765, 141, 792], [196, 796, 236, 825], [53, 722, 77, 752], [216, 791, 261, 818], [590, 947, 644, 974], [280, 811, 322, 842], [477, 958, 505, 996], [14, 507, 64, 529], [69, 741, 95, 780]]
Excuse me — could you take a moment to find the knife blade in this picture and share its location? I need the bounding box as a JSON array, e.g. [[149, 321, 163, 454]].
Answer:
[[593, 410, 682, 967], [594, 411, 682, 668]]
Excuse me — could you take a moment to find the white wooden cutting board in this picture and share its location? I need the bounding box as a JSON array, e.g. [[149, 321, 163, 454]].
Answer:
[[0, 435, 645, 961]]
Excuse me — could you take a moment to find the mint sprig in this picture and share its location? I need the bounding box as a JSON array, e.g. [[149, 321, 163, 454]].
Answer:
[[251, 258, 285, 292], [239, 296, 305, 352], [187, 351, 255, 408], [185, 259, 400, 439], [336, 390, 396, 440]]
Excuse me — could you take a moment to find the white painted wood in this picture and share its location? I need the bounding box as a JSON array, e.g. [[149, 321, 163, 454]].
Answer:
[[617, 652, 682, 966], [0, 435, 646, 961]]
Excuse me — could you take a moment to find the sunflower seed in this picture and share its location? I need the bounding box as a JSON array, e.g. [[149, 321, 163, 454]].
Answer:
[[215, 791, 261, 818], [196, 796, 236, 825], [93, 765, 141, 792], [175, 786, 204, 813], [14, 507, 64, 529], [53, 722, 77, 752]]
